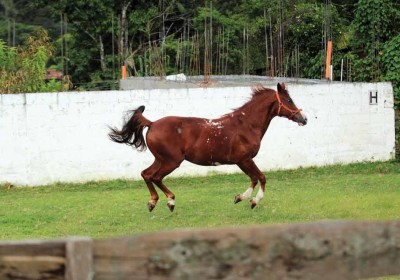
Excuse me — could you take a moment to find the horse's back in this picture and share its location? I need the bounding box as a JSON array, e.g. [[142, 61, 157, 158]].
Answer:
[[149, 116, 206, 135], [145, 115, 204, 155]]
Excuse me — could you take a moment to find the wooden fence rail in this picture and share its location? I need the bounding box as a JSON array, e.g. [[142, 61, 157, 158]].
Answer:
[[1, 220, 399, 280]]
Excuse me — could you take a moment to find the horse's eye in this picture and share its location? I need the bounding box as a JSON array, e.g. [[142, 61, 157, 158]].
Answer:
[[287, 98, 293, 103]]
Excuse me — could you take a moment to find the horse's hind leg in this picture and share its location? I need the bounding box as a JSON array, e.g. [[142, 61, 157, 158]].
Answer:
[[152, 161, 182, 212], [141, 161, 161, 212], [235, 159, 266, 209], [145, 129, 184, 212]]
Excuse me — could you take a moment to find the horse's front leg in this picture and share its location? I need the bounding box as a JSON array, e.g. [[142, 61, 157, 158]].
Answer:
[[235, 159, 266, 209], [234, 180, 256, 204], [250, 179, 266, 209]]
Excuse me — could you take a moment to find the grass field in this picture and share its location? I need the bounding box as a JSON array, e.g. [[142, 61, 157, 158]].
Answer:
[[0, 161, 399, 241]]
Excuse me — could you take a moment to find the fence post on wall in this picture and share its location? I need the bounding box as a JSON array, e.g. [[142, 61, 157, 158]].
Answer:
[[325, 40, 333, 80], [121, 65, 127, 79], [65, 237, 93, 280]]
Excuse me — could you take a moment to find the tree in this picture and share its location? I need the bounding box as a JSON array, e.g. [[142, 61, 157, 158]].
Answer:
[[0, 29, 62, 93], [349, 0, 400, 81]]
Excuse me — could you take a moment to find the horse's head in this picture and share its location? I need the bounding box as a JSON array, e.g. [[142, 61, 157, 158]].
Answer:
[[275, 83, 307, 126]]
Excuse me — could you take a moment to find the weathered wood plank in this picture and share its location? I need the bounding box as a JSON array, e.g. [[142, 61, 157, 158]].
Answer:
[[0, 240, 65, 256], [93, 220, 400, 280], [0, 240, 66, 279], [0, 255, 65, 279], [94, 258, 147, 274], [94, 274, 147, 280], [1, 221, 399, 280], [65, 237, 93, 280]]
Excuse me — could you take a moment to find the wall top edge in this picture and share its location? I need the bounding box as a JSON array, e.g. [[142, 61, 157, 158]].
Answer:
[[0, 82, 393, 106]]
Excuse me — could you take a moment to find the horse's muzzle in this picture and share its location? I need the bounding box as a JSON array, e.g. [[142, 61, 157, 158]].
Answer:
[[295, 112, 308, 126]]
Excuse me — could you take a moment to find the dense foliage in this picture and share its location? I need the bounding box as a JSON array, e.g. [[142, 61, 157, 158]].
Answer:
[[0, 0, 398, 87], [0, 29, 62, 93]]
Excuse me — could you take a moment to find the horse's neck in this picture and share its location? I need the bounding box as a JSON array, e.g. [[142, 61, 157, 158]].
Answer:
[[233, 97, 277, 138], [254, 100, 276, 138]]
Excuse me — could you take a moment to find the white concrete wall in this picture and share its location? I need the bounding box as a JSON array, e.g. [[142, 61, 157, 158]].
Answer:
[[0, 82, 395, 186]]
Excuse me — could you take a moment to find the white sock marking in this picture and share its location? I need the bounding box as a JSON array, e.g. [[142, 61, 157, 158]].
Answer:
[[253, 189, 264, 204], [242, 188, 253, 199], [168, 198, 175, 205]]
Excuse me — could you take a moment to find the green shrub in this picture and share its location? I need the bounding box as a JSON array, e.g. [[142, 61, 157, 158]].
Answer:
[[382, 34, 400, 160], [0, 29, 60, 94]]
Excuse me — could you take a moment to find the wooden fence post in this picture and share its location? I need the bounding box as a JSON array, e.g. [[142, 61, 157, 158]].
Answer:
[[65, 237, 93, 280]]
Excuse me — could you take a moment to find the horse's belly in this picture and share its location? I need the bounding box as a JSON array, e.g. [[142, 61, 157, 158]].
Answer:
[[184, 133, 260, 166], [185, 156, 233, 166], [184, 142, 235, 166]]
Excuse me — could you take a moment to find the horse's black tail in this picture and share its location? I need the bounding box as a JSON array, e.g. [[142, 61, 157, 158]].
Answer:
[[108, 105, 152, 151]]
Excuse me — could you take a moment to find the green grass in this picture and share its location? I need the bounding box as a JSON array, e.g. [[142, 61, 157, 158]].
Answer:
[[0, 161, 399, 241]]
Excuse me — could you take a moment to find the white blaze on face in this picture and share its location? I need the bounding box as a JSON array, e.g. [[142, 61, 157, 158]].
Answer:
[[297, 111, 308, 126], [242, 187, 253, 199], [300, 111, 307, 121]]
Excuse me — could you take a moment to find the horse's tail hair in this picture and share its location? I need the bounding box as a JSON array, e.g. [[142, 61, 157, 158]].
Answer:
[[108, 105, 152, 151]]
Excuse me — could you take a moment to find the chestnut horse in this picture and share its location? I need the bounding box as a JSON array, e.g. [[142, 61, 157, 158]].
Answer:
[[109, 83, 307, 212]]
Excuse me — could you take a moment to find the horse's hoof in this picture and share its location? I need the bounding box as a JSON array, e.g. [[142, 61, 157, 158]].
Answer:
[[250, 200, 257, 209], [167, 203, 175, 212], [234, 194, 242, 204], [147, 202, 156, 212]]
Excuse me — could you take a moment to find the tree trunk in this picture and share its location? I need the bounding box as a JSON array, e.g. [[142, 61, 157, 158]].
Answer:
[[119, 1, 131, 66], [99, 35, 105, 72]]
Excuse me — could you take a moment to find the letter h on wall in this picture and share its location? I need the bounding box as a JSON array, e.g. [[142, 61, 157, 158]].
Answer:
[[369, 90, 378, 105]]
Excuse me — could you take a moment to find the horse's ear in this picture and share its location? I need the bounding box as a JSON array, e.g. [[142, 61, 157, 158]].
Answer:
[[277, 82, 286, 93], [277, 83, 282, 92]]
